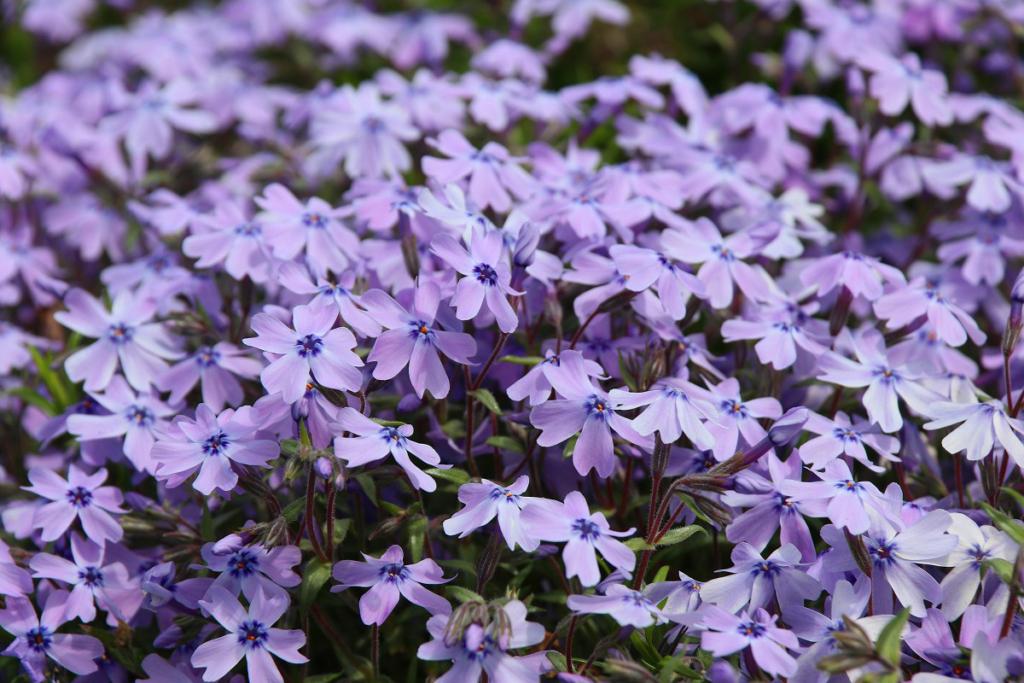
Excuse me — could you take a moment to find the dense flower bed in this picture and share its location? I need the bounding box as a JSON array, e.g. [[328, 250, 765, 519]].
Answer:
[[2, 0, 1024, 681]]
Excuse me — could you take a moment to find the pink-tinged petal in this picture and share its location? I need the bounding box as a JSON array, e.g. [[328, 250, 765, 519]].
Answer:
[[29, 553, 79, 583], [34, 502, 78, 542], [433, 330, 476, 365], [193, 455, 238, 495], [54, 289, 111, 337], [594, 534, 636, 574], [26, 468, 71, 500], [884, 561, 941, 618], [701, 630, 748, 656], [309, 349, 363, 393], [531, 399, 588, 446], [367, 329, 415, 380], [392, 448, 438, 492], [572, 416, 615, 478], [398, 580, 451, 616], [191, 633, 246, 681], [749, 638, 797, 677], [360, 289, 413, 330], [451, 278, 485, 320], [484, 286, 518, 333], [245, 314, 298, 354], [429, 234, 475, 274]]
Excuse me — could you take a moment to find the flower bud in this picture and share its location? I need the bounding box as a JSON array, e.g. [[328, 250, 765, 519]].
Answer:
[[512, 220, 539, 268]]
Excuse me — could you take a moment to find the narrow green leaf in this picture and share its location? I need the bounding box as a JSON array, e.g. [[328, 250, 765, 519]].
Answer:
[[984, 558, 1016, 586], [200, 502, 214, 542], [876, 608, 909, 666], [498, 355, 546, 366], [425, 467, 471, 485], [981, 502, 1024, 545], [470, 389, 502, 416], [624, 525, 705, 551], [4, 387, 55, 414], [562, 433, 579, 459], [630, 630, 661, 665], [546, 652, 568, 672], [332, 518, 352, 545], [355, 474, 378, 508], [299, 558, 332, 617], [486, 436, 525, 454], [446, 586, 484, 603], [408, 516, 427, 563], [281, 496, 307, 523]]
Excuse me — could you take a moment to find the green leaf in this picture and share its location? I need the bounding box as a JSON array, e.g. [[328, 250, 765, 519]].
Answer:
[[304, 675, 340, 683], [29, 347, 74, 410], [370, 418, 406, 427], [408, 516, 427, 563], [498, 355, 546, 366], [486, 436, 525, 454], [446, 586, 484, 603], [299, 558, 332, 618], [562, 433, 578, 459], [470, 389, 502, 416], [4, 387, 55, 414], [625, 525, 706, 551], [425, 467, 471, 485], [441, 419, 466, 439], [876, 608, 909, 666], [981, 502, 1024, 545], [332, 518, 352, 545], [200, 502, 214, 542], [1001, 486, 1024, 511], [355, 474, 378, 508], [281, 496, 307, 523], [984, 558, 1016, 586], [630, 630, 661, 665]]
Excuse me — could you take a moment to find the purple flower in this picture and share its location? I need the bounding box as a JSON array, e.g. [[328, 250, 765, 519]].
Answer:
[[423, 130, 535, 213], [278, 262, 382, 338], [939, 513, 1016, 621], [182, 202, 273, 284], [430, 230, 521, 333], [609, 379, 718, 449], [442, 475, 539, 551], [0, 591, 104, 681], [722, 315, 827, 370], [330, 544, 451, 625], [874, 276, 985, 347], [781, 460, 894, 536], [521, 491, 635, 587], [417, 599, 550, 683], [55, 288, 183, 393], [254, 183, 360, 274], [332, 407, 448, 492], [0, 541, 32, 598], [800, 251, 906, 303], [507, 350, 605, 406], [816, 330, 943, 433], [688, 378, 782, 461], [29, 532, 137, 624], [529, 350, 653, 477], [244, 303, 364, 404], [699, 606, 799, 677], [609, 244, 706, 319], [925, 155, 1024, 216], [137, 654, 200, 683], [192, 587, 307, 682], [140, 561, 213, 611], [923, 399, 1024, 467], [361, 282, 477, 399], [198, 540, 301, 602], [700, 543, 820, 615], [66, 375, 177, 474], [567, 583, 674, 627], [798, 410, 901, 473], [155, 343, 263, 413], [152, 404, 280, 495], [418, 183, 496, 236], [22, 465, 126, 544], [858, 51, 953, 126]]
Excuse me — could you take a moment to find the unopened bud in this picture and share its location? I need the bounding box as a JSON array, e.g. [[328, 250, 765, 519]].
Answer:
[[512, 220, 539, 268], [829, 286, 855, 337]]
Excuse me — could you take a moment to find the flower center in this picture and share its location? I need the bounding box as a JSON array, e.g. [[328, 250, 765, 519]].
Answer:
[[203, 431, 231, 456], [473, 263, 498, 286], [381, 563, 408, 582], [228, 550, 258, 577], [237, 620, 269, 649], [108, 323, 134, 344], [79, 566, 104, 587], [26, 627, 52, 653], [66, 486, 93, 508], [295, 334, 324, 358], [571, 518, 602, 541], [127, 405, 155, 428]]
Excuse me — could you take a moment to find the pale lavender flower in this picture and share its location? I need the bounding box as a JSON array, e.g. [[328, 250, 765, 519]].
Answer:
[[417, 599, 550, 683], [152, 404, 280, 495], [923, 155, 1024, 214], [140, 561, 212, 611], [155, 343, 263, 413], [361, 282, 477, 399], [699, 606, 799, 677], [938, 513, 1016, 621], [137, 654, 200, 683], [781, 460, 894, 536], [192, 587, 307, 682], [874, 276, 985, 347], [278, 263, 382, 338], [798, 410, 901, 473], [471, 40, 547, 84], [661, 218, 774, 309], [526, 0, 630, 42], [418, 183, 496, 237], [817, 330, 943, 433], [0, 591, 104, 681], [609, 378, 718, 449], [55, 288, 183, 393], [924, 399, 1024, 467], [254, 183, 360, 274], [331, 544, 451, 625], [722, 314, 827, 370], [529, 350, 653, 477], [198, 540, 301, 602], [700, 543, 820, 614], [567, 583, 674, 627], [520, 491, 635, 587], [183, 202, 273, 284], [688, 378, 781, 461], [23, 465, 126, 544], [858, 51, 953, 126], [609, 244, 706, 319], [800, 251, 906, 302], [332, 407, 448, 492], [423, 130, 535, 213], [243, 303, 364, 404], [442, 476, 538, 551], [29, 532, 137, 624], [67, 375, 177, 474], [430, 229, 521, 333]]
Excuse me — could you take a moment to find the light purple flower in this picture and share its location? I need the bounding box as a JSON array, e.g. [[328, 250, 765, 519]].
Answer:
[[331, 544, 451, 625], [430, 230, 521, 333], [817, 330, 943, 433], [798, 410, 901, 473], [858, 51, 953, 126], [254, 183, 360, 274], [55, 288, 183, 393], [924, 399, 1024, 467], [423, 130, 535, 213], [0, 591, 104, 681], [781, 460, 895, 536], [609, 244, 706, 319], [699, 606, 799, 677], [29, 532, 137, 624], [722, 315, 827, 370], [923, 155, 1024, 215], [700, 543, 820, 615], [278, 262, 382, 338], [361, 281, 477, 399], [418, 183, 496, 237], [192, 587, 307, 682], [800, 251, 906, 303], [198, 540, 301, 602], [140, 561, 213, 611], [609, 378, 718, 448], [155, 343, 263, 413], [417, 599, 550, 683], [23, 465, 126, 544], [183, 202, 273, 284], [0, 541, 32, 599], [442, 476, 538, 551], [938, 513, 1016, 621], [567, 583, 675, 627], [688, 378, 782, 461], [137, 654, 200, 683], [332, 407, 448, 492], [244, 303, 364, 404], [529, 350, 653, 478], [521, 491, 635, 587], [152, 404, 280, 495], [507, 350, 606, 406], [67, 375, 177, 474], [874, 276, 985, 347]]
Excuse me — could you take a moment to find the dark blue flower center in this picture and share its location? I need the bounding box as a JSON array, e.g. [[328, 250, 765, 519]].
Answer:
[[26, 627, 52, 653], [381, 427, 406, 449], [79, 566, 104, 587], [409, 320, 434, 344], [833, 427, 861, 443], [473, 263, 498, 286], [108, 323, 134, 344], [738, 621, 766, 639], [302, 212, 328, 229], [721, 399, 747, 418], [870, 540, 896, 565], [380, 563, 408, 583], [571, 518, 602, 541], [586, 395, 612, 421], [751, 561, 780, 577], [127, 405, 155, 428], [237, 620, 269, 649], [195, 347, 221, 368], [228, 550, 259, 578], [295, 334, 323, 358], [235, 222, 261, 236], [203, 431, 231, 456], [66, 486, 93, 508]]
